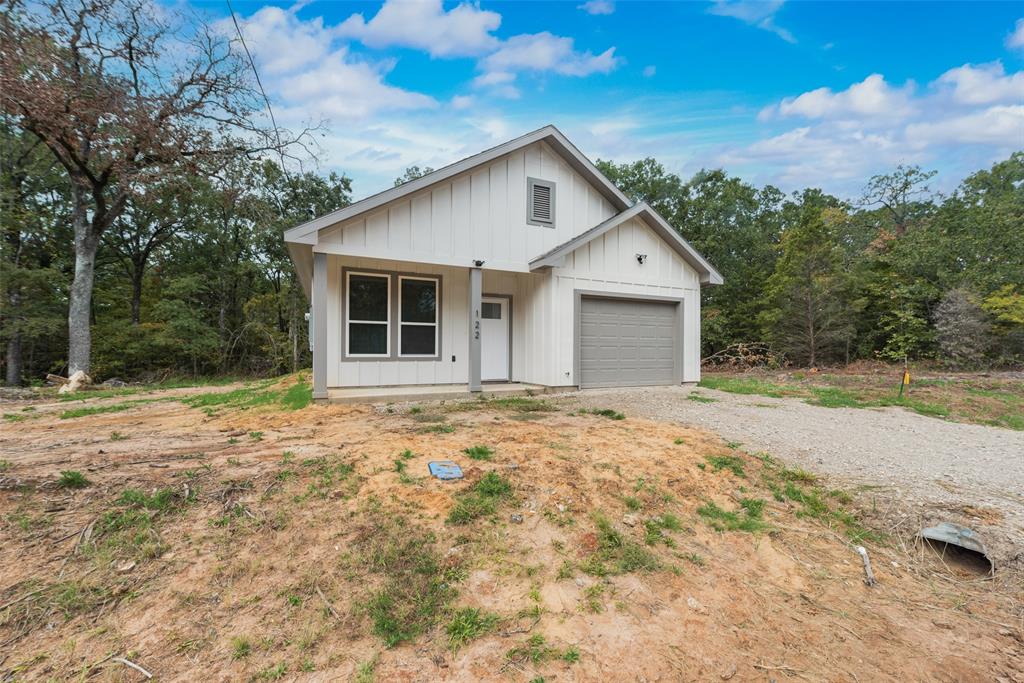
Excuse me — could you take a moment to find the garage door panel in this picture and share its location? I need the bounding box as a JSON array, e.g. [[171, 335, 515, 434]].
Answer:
[[579, 297, 678, 388]]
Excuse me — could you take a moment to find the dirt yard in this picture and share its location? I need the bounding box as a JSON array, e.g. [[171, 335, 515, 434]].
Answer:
[[1, 378, 1022, 682]]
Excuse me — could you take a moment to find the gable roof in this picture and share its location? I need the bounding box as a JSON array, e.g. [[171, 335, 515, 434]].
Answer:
[[529, 202, 724, 286], [284, 124, 632, 245]]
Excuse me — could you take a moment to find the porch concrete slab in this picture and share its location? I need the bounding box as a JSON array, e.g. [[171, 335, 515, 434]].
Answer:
[[325, 383, 557, 405]]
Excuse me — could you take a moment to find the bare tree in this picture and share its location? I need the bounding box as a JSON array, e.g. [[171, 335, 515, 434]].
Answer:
[[0, 0, 315, 375]]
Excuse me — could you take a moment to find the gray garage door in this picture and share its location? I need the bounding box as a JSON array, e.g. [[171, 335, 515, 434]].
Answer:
[[579, 297, 678, 388]]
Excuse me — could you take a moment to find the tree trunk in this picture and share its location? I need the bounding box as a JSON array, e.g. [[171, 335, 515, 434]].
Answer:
[[5, 331, 22, 386], [130, 258, 144, 325], [68, 184, 100, 376]]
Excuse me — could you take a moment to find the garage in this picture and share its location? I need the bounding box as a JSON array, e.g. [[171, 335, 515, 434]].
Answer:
[[578, 296, 680, 388]]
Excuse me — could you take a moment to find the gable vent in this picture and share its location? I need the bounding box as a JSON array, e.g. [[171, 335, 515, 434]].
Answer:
[[528, 178, 556, 227]]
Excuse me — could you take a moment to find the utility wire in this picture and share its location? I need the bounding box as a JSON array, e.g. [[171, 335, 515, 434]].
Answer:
[[225, 0, 291, 211]]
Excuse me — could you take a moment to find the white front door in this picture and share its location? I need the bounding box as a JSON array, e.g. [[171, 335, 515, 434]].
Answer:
[[481, 297, 510, 382]]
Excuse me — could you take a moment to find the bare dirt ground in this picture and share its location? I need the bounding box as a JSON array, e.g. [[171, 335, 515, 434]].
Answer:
[[558, 383, 1024, 570], [1, 380, 1023, 682]]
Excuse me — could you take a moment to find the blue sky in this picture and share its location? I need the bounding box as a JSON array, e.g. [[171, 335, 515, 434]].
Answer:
[[195, 0, 1024, 199]]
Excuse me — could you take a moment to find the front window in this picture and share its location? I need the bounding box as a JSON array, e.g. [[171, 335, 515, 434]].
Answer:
[[347, 273, 389, 356], [399, 276, 438, 356]]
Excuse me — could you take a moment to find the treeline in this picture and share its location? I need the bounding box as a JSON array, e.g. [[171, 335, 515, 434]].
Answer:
[[1, 129, 350, 382], [598, 156, 1024, 368]]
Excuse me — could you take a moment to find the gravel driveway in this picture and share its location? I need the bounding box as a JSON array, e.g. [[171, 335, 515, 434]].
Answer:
[[553, 385, 1024, 565]]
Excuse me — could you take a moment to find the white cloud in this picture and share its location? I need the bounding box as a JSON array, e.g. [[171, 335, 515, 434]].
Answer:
[[642, 65, 656, 78], [480, 32, 620, 77], [450, 95, 475, 110], [906, 105, 1024, 147], [217, 5, 335, 74], [707, 0, 795, 43], [720, 63, 1024, 193], [762, 74, 916, 121], [1006, 18, 1024, 50], [578, 0, 615, 15], [338, 0, 500, 58], [935, 62, 1024, 105]]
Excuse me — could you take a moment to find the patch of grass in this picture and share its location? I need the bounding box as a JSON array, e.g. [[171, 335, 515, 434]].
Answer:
[[462, 445, 494, 461], [623, 496, 642, 511], [355, 514, 462, 647], [57, 470, 90, 489], [673, 437, 685, 445], [448, 396, 557, 414], [581, 513, 659, 576], [0, 459, 11, 472], [3, 412, 27, 422], [506, 633, 561, 665], [582, 583, 605, 613], [447, 472, 514, 525], [230, 636, 251, 660], [59, 399, 160, 419], [697, 499, 768, 533], [687, 393, 716, 403], [257, 662, 287, 681], [249, 431, 264, 442], [446, 607, 499, 651], [109, 431, 127, 441], [354, 654, 379, 683], [421, 422, 456, 434], [698, 376, 788, 397], [119, 488, 180, 511], [280, 378, 313, 410], [563, 645, 581, 663], [644, 513, 682, 546], [579, 407, 625, 420], [704, 454, 745, 477]]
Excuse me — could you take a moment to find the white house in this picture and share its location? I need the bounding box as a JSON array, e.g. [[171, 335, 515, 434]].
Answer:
[[284, 125, 723, 401]]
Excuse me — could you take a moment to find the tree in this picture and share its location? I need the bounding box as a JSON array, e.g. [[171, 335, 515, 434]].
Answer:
[[394, 166, 434, 186], [934, 289, 992, 368], [759, 204, 853, 367], [0, 0, 313, 375], [860, 164, 937, 236]]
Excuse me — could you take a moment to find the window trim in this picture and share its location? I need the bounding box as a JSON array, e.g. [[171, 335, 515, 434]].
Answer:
[[345, 271, 391, 358], [341, 266, 443, 362], [398, 275, 439, 358], [527, 177, 556, 228]]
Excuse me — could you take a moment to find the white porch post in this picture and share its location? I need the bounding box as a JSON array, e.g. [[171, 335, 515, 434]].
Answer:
[[468, 266, 482, 392], [312, 252, 328, 401]]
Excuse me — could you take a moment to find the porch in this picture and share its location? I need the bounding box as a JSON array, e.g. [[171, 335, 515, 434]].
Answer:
[[325, 382, 555, 405]]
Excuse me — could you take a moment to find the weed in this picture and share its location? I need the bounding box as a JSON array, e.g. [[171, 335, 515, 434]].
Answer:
[[581, 513, 659, 576], [681, 552, 705, 567], [230, 636, 251, 660], [447, 472, 514, 525], [0, 459, 11, 472], [673, 438, 685, 445], [119, 488, 180, 511], [507, 633, 560, 665], [109, 431, 127, 441], [563, 645, 581, 663], [556, 560, 574, 580], [409, 406, 423, 414], [421, 423, 456, 434], [280, 379, 313, 410], [354, 654, 379, 683], [623, 496, 642, 511], [249, 431, 264, 442], [257, 662, 287, 680], [3, 412, 26, 422], [725, 440, 742, 450], [697, 499, 768, 533], [704, 454, 745, 477], [228, 438, 239, 445], [643, 513, 683, 546], [57, 470, 90, 489], [583, 584, 604, 613], [462, 445, 495, 461], [398, 449, 415, 460], [394, 459, 416, 485], [355, 514, 462, 647], [579, 408, 625, 420], [687, 393, 716, 403], [446, 607, 499, 651]]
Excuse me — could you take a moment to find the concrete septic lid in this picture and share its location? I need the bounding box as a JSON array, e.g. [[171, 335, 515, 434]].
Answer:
[[428, 461, 463, 481], [919, 522, 988, 557]]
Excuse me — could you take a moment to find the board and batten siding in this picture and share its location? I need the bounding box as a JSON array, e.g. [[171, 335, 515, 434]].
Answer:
[[547, 216, 703, 385], [326, 254, 557, 388], [316, 141, 617, 268]]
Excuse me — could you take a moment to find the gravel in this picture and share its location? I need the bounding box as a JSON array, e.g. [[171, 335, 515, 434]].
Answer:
[[553, 385, 1024, 566]]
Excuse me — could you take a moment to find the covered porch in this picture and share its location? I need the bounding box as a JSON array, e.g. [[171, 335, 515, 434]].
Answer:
[[308, 251, 545, 401]]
